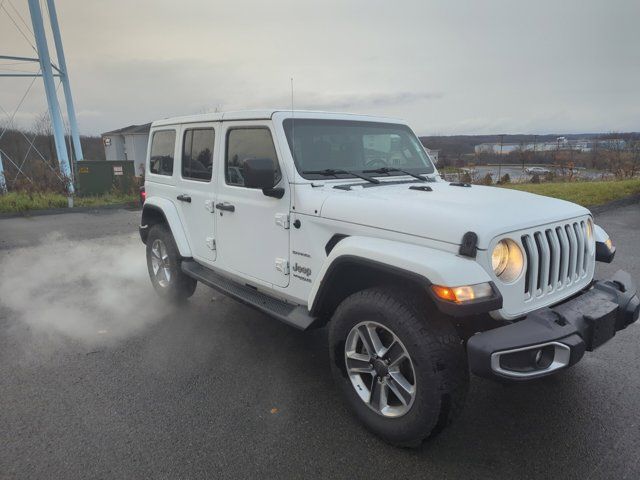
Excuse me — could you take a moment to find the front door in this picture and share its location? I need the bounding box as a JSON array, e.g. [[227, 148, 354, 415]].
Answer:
[[215, 123, 290, 287], [175, 123, 218, 264]]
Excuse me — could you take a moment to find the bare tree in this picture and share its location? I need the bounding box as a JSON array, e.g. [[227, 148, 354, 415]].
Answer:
[[625, 140, 640, 178], [31, 112, 56, 166], [604, 134, 627, 178]]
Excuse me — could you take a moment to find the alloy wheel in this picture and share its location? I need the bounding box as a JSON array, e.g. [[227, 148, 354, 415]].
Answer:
[[344, 321, 416, 417], [150, 239, 172, 287]]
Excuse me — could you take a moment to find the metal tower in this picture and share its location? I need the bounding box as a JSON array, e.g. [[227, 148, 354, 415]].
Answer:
[[0, 151, 6, 193], [0, 0, 82, 195]]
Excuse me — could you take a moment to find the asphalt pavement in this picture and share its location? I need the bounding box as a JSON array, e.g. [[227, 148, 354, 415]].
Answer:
[[0, 204, 639, 479]]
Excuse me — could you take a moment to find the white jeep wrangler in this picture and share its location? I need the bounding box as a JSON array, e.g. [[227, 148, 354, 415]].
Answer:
[[140, 110, 639, 446]]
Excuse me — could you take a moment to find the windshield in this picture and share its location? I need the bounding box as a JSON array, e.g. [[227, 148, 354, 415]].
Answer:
[[283, 119, 435, 180]]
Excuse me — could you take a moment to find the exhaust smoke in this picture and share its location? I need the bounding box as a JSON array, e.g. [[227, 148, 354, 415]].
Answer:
[[0, 232, 165, 346]]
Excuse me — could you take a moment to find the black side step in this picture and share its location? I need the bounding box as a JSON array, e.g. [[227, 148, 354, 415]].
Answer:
[[181, 260, 318, 330]]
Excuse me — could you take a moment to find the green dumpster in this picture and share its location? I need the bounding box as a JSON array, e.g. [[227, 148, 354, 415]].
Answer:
[[75, 160, 135, 196]]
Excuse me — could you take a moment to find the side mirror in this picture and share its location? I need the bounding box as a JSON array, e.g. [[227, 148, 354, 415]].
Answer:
[[242, 157, 284, 198]]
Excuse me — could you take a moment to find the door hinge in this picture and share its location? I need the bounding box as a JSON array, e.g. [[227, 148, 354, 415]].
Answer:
[[204, 200, 215, 213], [206, 237, 216, 251], [275, 213, 290, 229], [275, 258, 289, 275]]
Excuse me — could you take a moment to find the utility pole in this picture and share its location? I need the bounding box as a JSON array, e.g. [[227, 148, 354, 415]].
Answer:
[[46, 0, 83, 161], [0, 151, 6, 194], [27, 0, 74, 196], [498, 134, 504, 180]]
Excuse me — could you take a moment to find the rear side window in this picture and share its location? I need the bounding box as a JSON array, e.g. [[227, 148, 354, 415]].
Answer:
[[225, 128, 281, 186], [182, 128, 215, 181], [149, 130, 176, 176]]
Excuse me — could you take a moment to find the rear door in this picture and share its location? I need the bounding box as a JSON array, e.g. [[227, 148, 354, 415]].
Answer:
[[146, 127, 178, 209], [175, 123, 218, 264]]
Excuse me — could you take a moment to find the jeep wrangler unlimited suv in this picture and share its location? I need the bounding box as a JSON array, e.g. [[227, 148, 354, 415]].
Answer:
[[140, 110, 639, 446]]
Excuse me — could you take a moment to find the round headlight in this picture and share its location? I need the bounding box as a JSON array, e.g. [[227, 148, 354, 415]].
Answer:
[[586, 219, 595, 252], [492, 241, 509, 276], [491, 239, 524, 283]]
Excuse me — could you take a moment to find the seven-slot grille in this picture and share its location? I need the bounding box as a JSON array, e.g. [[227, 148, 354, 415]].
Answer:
[[521, 219, 592, 299]]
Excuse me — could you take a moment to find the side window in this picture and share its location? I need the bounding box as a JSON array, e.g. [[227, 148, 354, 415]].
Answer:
[[149, 130, 176, 176], [182, 128, 215, 181], [225, 128, 281, 186]]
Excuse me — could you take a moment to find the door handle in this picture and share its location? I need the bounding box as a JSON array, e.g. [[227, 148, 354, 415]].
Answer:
[[177, 194, 192, 203], [215, 202, 235, 212]]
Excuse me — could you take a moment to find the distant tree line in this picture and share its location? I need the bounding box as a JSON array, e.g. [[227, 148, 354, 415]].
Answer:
[[422, 132, 640, 179], [0, 114, 104, 192]]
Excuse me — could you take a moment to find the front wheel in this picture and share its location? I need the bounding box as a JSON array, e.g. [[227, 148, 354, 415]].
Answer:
[[146, 224, 197, 302], [329, 287, 468, 447]]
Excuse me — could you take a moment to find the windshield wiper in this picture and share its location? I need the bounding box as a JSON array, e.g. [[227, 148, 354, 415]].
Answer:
[[302, 168, 380, 184], [362, 167, 430, 182]]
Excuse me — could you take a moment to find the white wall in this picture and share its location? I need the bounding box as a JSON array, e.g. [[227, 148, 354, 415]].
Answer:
[[103, 135, 125, 160], [103, 133, 148, 176], [124, 134, 149, 176]]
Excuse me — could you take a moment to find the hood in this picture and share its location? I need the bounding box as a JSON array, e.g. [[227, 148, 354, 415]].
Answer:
[[319, 181, 590, 249]]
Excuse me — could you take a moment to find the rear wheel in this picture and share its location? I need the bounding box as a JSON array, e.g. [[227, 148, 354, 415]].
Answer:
[[146, 224, 196, 302], [329, 287, 468, 447]]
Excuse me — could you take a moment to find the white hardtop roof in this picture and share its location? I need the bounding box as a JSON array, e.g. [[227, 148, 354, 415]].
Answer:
[[151, 109, 406, 128]]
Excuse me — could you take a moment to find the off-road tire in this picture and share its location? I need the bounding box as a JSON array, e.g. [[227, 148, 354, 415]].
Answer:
[[329, 286, 468, 447], [146, 224, 197, 302]]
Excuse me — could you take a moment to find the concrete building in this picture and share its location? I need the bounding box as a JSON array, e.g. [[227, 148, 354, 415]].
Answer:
[[474, 143, 522, 155], [102, 123, 151, 176], [425, 148, 439, 165]]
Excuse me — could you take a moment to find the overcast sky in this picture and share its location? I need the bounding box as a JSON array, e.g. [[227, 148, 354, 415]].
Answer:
[[1, 0, 638, 136]]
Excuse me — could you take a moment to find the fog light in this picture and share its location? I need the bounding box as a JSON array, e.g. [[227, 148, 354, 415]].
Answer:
[[491, 342, 571, 379], [532, 346, 554, 369], [534, 349, 542, 365], [499, 345, 554, 372]]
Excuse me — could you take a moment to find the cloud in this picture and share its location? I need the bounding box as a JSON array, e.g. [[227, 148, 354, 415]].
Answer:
[[1, 0, 638, 135], [283, 91, 443, 112]]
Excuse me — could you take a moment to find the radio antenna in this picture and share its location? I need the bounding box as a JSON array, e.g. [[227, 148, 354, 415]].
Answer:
[[290, 77, 296, 210], [290, 76, 295, 148], [290, 77, 295, 113]]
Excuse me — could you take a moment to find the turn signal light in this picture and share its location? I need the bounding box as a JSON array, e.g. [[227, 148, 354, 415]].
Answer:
[[432, 285, 456, 301], [431, 283, 494, 303]]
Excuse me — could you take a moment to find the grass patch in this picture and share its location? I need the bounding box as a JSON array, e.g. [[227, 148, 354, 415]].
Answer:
[[0, 191, 138, 214], [75, 193, 138, 208], [501, 179, 640, 207]]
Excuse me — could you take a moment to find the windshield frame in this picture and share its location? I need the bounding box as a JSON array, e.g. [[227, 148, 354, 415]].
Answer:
[[282, 118, 436, 181]]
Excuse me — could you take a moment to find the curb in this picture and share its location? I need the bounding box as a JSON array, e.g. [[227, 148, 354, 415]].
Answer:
[[0, 202, 140, 219], [590, 194, 640, 216]]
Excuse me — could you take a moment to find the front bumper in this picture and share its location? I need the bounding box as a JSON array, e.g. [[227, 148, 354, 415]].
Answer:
[[467, 270, 640, 381]]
